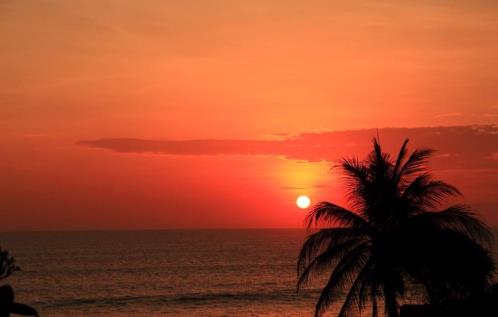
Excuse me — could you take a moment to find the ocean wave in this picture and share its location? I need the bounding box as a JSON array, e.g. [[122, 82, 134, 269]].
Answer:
[[36, 288, 323, 310]]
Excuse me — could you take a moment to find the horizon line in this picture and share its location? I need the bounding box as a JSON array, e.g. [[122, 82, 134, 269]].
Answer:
[[2, 227, 498, 234]]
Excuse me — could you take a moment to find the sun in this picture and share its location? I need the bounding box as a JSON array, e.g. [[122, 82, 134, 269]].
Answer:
[[296, 195, 311, 209]]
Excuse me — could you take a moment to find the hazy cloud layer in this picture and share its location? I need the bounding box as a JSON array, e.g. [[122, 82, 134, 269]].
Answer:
[[79, 125, 498, 170]]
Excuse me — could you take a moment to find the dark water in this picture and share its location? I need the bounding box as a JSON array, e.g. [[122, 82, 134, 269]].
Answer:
[[0, 230, 322, 316], [1, 229, 497, 316]]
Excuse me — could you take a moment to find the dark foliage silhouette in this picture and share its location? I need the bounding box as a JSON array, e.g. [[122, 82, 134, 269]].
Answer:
[[400, 283, 498, 317], [0, 250, 18, 280], [297, 138, 494, 317], [0, 248, 38, 317]]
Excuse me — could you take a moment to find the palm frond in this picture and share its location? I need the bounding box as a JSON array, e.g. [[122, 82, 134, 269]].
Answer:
[[338, 259, 375, 317], [314, 243, 371, 317], [341, 157, 369, 185], [341, 158, 370, 211], [306, 202, 369, 230], [411, 205, 492, 245], [383, 283, 400, 317], [358, 261, 380, 311], [298, 228, 365, 275], [402, 174, 461, 209], [297, 238, 365, 293], [392, 139, 410, 179], [368, 138, 393, 181], [398, 148, 435, 180], [372, 138, 390, 169], [371, 289, 378, 317]]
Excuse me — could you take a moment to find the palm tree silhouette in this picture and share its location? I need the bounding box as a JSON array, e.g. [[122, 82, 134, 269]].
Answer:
[[297, 138, 494, 317]]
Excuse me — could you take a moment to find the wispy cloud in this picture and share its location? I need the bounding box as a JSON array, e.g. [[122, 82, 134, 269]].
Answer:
[[434, 112, 464, 118], [483, 113, 498, 118], [78, 125, 498, 170]]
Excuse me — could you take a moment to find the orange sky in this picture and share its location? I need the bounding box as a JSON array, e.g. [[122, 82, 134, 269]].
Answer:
[[1, 1, 497, 230]]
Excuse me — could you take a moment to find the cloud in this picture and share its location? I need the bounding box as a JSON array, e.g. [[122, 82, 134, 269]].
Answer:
[[434, 112, 464, 118], [483, 113, 498, 118], [78, 125, 498, 170]]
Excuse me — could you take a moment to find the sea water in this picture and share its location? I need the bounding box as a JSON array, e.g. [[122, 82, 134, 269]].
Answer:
[[1, 230, 321, 316], [1, 229, 497, 316]]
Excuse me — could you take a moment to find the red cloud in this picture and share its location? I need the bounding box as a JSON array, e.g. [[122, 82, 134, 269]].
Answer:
[[78, 125, 498, 170]]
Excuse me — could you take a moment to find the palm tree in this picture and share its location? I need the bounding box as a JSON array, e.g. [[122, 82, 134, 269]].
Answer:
[[296, 138, 494, 317]]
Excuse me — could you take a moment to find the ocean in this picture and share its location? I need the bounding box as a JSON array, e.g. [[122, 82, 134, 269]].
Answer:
[[0, 229, 496, 316], [0, 230, 320, 316]]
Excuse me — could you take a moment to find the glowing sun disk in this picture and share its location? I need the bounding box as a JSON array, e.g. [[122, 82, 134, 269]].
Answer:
[[296, 195, 311, 209]]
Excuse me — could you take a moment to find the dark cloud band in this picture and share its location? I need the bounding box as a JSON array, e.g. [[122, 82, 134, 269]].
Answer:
[[78, 125, 498, 170]]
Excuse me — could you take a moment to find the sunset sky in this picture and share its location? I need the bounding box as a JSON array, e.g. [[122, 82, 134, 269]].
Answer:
[[1, 0, 497, 231]]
